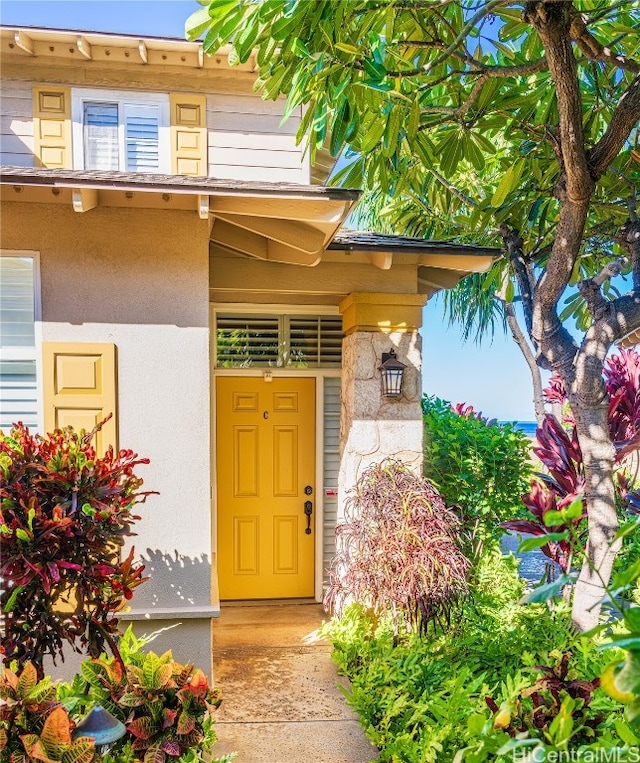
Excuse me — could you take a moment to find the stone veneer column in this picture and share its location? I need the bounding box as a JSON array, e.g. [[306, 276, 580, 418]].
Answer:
[[338, 292, 428, 520]]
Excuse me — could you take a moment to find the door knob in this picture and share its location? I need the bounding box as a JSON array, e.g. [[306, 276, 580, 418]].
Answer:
[[304, 500, 312, 534]]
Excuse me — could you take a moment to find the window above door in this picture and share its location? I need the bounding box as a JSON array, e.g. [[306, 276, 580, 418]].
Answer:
[[215, 312, 343, 369]]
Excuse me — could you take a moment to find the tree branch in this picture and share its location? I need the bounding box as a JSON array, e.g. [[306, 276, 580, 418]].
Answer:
[[505, 300, 547, 424], [497, 270, 546, 423], [592, 290, 640, 347], [587, 73, 640, 180], [422, 0, 510, 73], [569, 11, 640, 74], [500, 224, 535, 337], [616, 218, 640, 290], [397, 40, 549, 77], [525, 2, 593, 204], [577, 258, 627, 321], [427, 167, 478, 207]]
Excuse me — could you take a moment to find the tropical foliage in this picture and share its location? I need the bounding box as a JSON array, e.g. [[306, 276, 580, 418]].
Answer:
[[325, 552, 634, 762], [422, 396, 532, 556], [0, 423, 152, 676], [189, 0, 640, 631], [504, 349, 640, 578], [0, 629, 225, 763]]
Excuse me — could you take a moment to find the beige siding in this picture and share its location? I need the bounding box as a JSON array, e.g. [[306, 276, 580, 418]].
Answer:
[[1, 81, 34, 166], [206, 94, 305, 182], [1, 67, 307, 181]]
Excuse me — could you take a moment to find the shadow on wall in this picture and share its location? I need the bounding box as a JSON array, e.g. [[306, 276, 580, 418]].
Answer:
[[131, 548, 212, 609]]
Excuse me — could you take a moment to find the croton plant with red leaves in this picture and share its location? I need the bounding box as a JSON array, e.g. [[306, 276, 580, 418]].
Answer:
[[503, 348, 640, 572], [0, 419, 153, 676]]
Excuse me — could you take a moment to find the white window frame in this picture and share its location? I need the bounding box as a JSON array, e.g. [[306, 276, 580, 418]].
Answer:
[[71, 88, 170, 173], [0, 250, 42, 431]]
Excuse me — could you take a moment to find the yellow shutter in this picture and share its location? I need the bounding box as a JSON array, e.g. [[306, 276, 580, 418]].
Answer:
[[32, 86, 72, 168], [42, 342, 118, 453], [170, 93, 207, 176]]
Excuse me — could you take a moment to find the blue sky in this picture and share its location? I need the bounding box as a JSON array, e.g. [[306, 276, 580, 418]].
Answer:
[[1, 0, 540, 421]]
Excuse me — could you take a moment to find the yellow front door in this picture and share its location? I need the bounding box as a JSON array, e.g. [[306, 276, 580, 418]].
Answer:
[[216, 377, 316, 599]]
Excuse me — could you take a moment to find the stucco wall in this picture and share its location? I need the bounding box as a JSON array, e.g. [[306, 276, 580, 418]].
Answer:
[[1, 202, 213, 627]]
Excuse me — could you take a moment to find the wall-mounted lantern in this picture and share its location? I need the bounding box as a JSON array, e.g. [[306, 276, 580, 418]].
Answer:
[[73, 705, 126, 755], [379, 349, 406, 398]]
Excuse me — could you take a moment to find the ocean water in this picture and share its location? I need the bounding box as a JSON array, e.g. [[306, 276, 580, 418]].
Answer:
[[500, 420, 538, 438]]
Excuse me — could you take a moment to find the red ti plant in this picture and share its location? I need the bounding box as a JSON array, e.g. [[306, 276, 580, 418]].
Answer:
[[0, 420, 153, 677], [503, 348, 640, 573]]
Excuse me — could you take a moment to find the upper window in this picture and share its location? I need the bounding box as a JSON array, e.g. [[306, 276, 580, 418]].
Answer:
[[0, 253, 40, 431], [72, 89, 170, 173]]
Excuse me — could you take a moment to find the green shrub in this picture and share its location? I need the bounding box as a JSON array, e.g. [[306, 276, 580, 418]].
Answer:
[[324, 460, 469, 636], [422, 396, 532, 554], [325, 551, 628, 762]]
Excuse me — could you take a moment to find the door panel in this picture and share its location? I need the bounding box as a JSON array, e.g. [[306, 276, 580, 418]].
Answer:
[[216, 377, 315, 599]]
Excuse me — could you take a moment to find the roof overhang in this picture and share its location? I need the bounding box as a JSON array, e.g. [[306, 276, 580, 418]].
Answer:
[[1, 166, 501, 285], [329, 231, 500, 295], [0, 165, 360, 267], [0, 25, 255, 72]]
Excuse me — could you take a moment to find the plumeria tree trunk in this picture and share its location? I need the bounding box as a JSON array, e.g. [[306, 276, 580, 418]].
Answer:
[[526, 3, 640, 630]]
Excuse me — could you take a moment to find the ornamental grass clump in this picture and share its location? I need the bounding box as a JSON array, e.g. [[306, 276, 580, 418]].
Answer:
[[324, 460, 470, 635]]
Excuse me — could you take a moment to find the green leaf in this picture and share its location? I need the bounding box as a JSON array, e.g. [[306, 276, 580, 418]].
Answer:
[[363, 58, 386, 81], [16, 528, 31, 542], [522, 574, 574, 604], [291, 37, 310, 58], [493, 40, 516, 60], [335, 43, 359, 55], [615, 717, 639, 745], [607, 635, 640, 652], [517, 532, 567, 553], [563, 496, 584, 520], [615, 651, 640, 695], [81, 503, 96, 517], [616, 517, 640, 541], [627, 697, 640, 731], [4, 584, 26, 613], [360, 78, 392, 93], [407, 99, 421, 141], [625, 607, 640, 632], [543, 509, 564, 527], [185, 6, 212, 41]]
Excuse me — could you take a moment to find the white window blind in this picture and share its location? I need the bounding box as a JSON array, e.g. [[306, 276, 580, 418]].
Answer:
[[124, 104, 160, 171], [0, 256, 38, 430], [83, 102, 119, 171], [289, 316, 343, 367]]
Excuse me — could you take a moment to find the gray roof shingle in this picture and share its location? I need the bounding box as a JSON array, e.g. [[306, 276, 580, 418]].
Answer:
[[330, 230, 500, 257], [0, 165, 361, 201]]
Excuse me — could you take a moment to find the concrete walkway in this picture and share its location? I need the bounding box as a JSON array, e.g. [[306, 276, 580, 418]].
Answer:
[[210, 602, 378, 763]]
